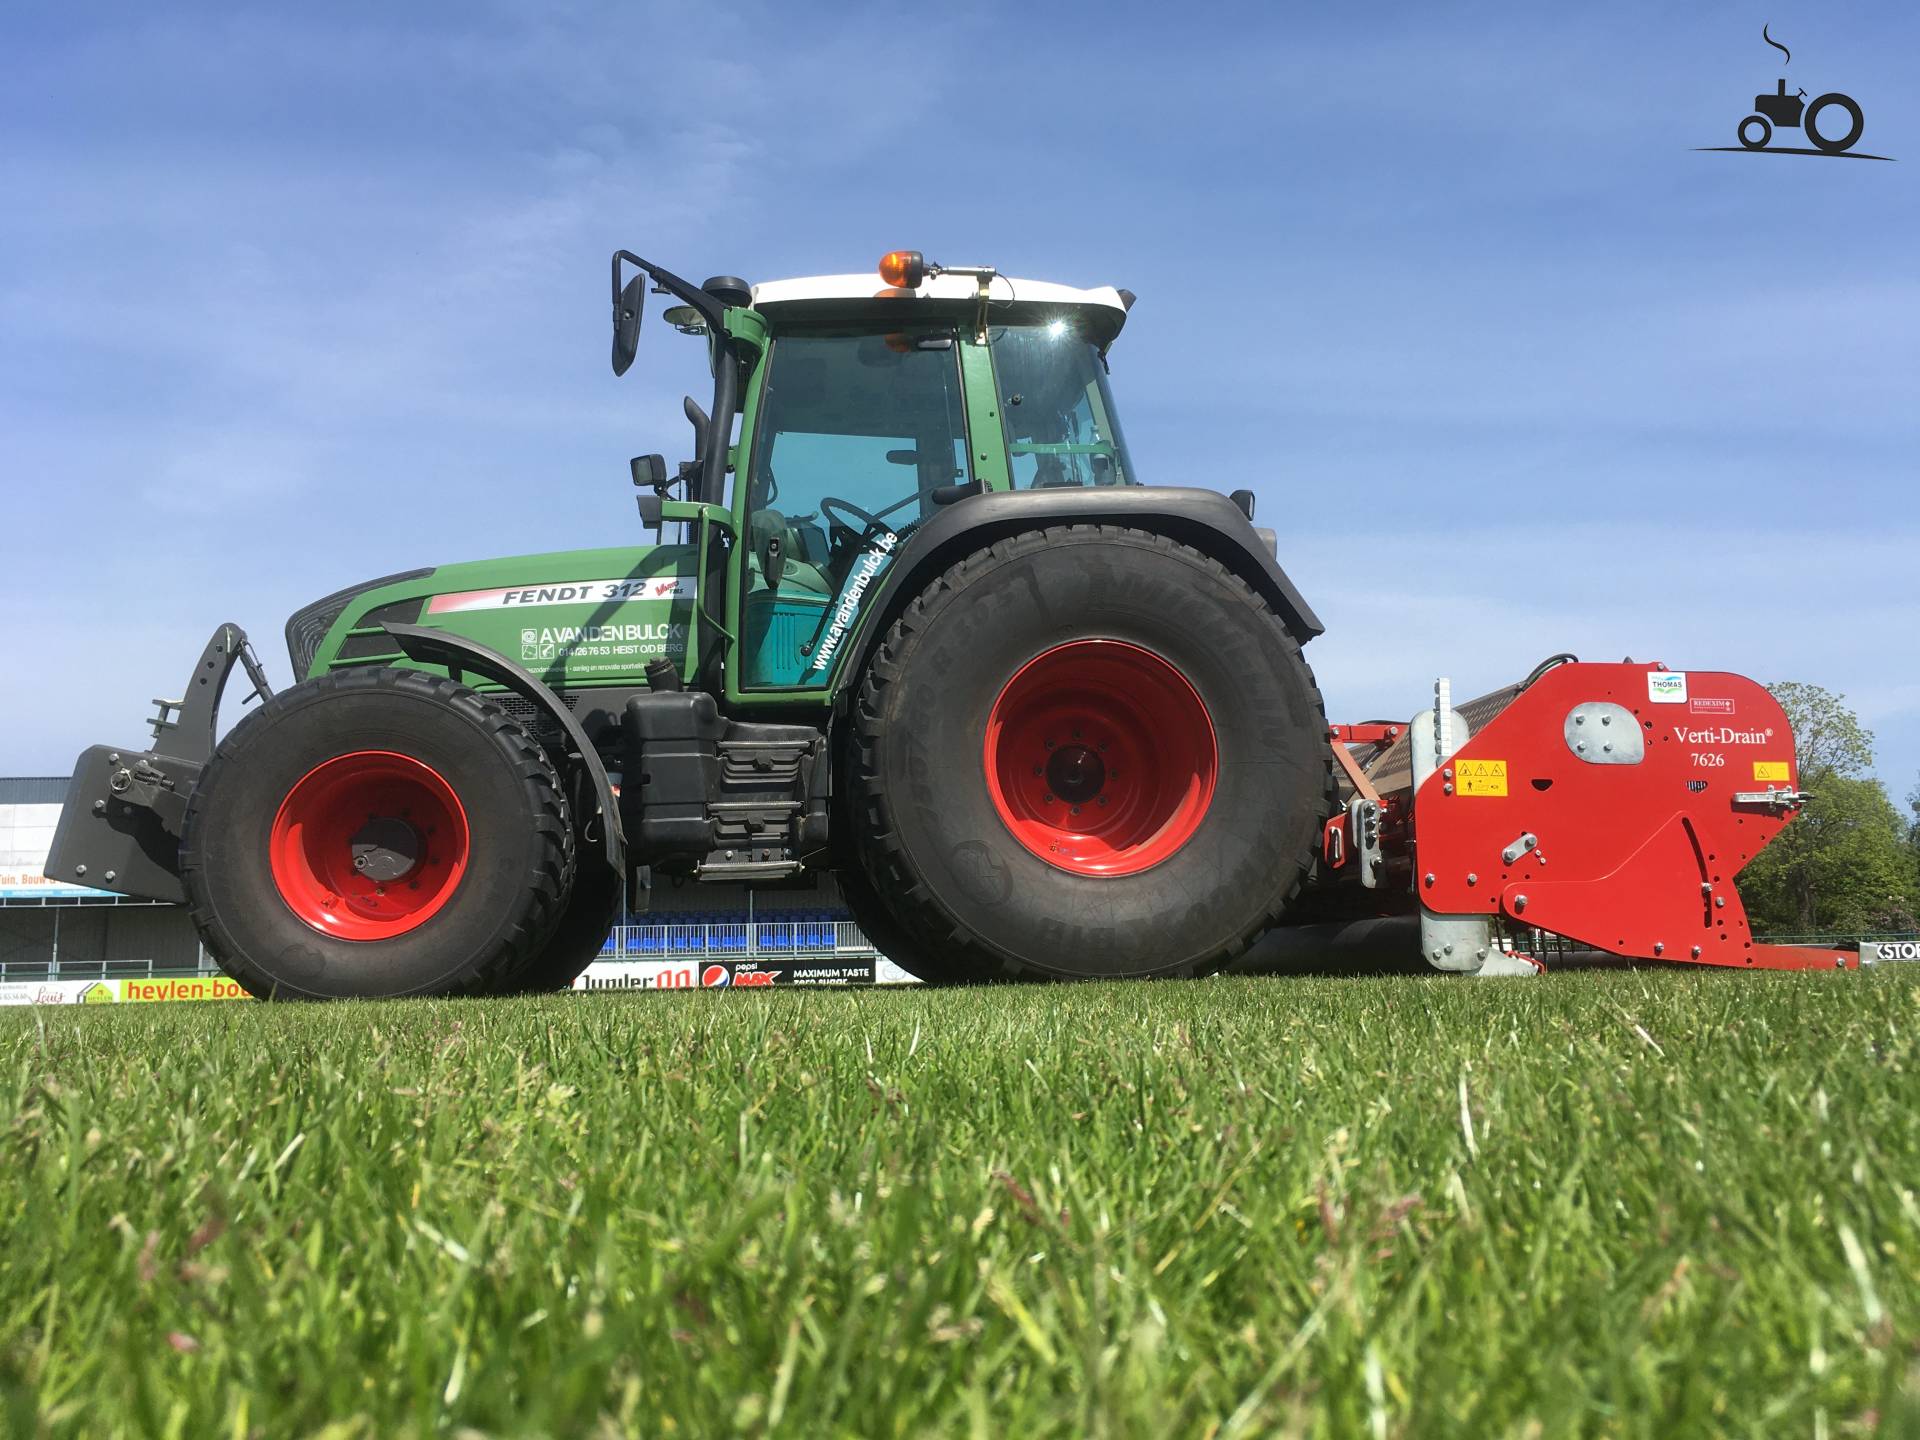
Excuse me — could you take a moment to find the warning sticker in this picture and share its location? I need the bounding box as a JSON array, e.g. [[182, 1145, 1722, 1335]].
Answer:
[[1456, 758, 1508, 796], [1753, 760, 1790, 782], [1646, 671, 1688, 704]]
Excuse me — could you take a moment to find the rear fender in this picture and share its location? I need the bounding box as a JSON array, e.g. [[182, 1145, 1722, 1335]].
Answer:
[[831, 486, 1323, 708]]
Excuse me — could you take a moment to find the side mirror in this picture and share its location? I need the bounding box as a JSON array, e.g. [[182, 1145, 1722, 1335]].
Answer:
[[631, 454, 667, 490], [612, 273, 646, 376]]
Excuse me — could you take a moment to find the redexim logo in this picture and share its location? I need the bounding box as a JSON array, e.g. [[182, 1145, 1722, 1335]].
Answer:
[[808, 531, 898, 675]]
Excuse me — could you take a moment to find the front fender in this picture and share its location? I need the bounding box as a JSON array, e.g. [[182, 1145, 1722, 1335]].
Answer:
[[382, 623, 625, 870]]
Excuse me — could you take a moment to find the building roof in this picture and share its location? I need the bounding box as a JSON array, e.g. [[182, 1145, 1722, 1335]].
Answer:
[[0, 777, 71, 805]]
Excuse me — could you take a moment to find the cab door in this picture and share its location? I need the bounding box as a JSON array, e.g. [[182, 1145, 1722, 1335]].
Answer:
[[734, 328, 971, 691]]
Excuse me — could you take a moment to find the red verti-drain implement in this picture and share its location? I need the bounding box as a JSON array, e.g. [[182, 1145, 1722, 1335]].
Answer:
[[1272, 658, 1860, 976]]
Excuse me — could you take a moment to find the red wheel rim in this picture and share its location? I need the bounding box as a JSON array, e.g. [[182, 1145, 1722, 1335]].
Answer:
[[269, 750, 470, 940], [984, 640, 1217, 876]]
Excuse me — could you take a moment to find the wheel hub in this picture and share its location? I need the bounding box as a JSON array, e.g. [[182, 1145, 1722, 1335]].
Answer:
[[984, 640, 1217, 877], [269, 750, 470, 940], [349, 817, 421, 882], [1045, 744, 1106, 804]]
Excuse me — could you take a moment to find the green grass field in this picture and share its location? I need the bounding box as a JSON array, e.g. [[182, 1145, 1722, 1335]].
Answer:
[[2, 970, 1916, 1438]]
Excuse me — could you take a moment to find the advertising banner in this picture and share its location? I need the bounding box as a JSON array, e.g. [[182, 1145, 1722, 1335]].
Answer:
[[117, 975, 251, 1003], [0, 975, 252, 1006], [0, 870, 112, 902], [1, 958, 911, 1006], [572, 958, 880, 991], [0, 979, 118, 1006]]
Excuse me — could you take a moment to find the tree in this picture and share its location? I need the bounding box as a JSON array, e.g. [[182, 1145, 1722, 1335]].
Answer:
[[1737, 685, 1920, 935], [1909, 776, 1920, 902]]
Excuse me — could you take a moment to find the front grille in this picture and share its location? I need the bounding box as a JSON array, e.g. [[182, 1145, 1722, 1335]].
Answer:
[[333, 597, 428, 660], [284, 569, 432, 678]]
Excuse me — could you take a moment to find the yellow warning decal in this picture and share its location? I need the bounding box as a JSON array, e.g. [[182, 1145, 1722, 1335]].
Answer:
[[1753, 760, 1790, 782], [1456, 759, 1508, 797]]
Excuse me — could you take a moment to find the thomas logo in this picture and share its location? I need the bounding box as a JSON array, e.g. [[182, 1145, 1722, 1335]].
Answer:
[[1647, 672, 1688, 704]]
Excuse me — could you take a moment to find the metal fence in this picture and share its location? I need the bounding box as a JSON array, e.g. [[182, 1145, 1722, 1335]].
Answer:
[[598, 920, 876, 960], [0, 956, 210, 982]]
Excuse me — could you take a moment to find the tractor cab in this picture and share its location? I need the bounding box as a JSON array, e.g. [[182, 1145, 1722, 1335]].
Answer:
[[629, 251, 1139, 695]]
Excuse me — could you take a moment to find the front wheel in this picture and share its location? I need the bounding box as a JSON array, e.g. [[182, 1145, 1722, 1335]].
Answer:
[[496, 857, 622, 992], [181, 667, 576, 999], [848, 526, 1331, 982], [1738, 114, 1771, 150]]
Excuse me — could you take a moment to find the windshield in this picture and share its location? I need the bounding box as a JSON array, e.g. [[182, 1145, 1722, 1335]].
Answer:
[[991, 322, 1136, 488]]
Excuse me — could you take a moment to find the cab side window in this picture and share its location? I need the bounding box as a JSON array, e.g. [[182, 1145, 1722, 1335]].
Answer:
[[993, 323, 1136, 489], [739, 330, 968, 688]]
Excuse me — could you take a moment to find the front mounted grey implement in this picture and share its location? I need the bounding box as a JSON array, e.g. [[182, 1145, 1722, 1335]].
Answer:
[[47, 624, 272, 905]]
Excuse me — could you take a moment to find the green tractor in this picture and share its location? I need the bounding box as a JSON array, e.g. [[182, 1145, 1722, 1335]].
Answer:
[[47, 249, 1332, 997]]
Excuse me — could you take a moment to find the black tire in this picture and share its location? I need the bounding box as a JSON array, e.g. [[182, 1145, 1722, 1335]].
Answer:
[[848, 525, 1331, 982], [181, 667, 575, 999], [496, 856, 622, 992], [1738, 114, 1771, 150], [835, 857, 999, 984], [1804, 93, 1863, 154]]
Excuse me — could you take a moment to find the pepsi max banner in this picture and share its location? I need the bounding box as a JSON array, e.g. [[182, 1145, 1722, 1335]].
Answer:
[[573, 959, 884, 991], [0, 958, 908, 1006]]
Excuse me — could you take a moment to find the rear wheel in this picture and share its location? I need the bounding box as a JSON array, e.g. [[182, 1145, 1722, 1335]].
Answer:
[[848, 526, 1330, 982], [1804, 92, 1863, 153], [182, 667, 575, 999]]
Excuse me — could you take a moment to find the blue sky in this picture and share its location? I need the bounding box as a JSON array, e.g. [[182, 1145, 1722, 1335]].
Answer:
[[2, 2, 1916, 801]]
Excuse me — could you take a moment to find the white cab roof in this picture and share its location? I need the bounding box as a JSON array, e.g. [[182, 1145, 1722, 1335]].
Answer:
[[751, 272, 1129, 317]]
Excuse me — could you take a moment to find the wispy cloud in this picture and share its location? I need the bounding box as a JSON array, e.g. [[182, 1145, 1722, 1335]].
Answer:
[[1, 0, 1914, 796]]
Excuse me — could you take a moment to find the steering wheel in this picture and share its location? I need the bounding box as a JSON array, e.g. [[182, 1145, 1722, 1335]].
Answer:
[[818, 493, 915, 539]]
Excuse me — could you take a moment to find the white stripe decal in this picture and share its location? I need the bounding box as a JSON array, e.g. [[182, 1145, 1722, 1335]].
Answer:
[[426, 577, 696, 614]]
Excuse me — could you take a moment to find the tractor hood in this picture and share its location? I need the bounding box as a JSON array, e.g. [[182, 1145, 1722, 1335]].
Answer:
[[287, 543, 700, 691]]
